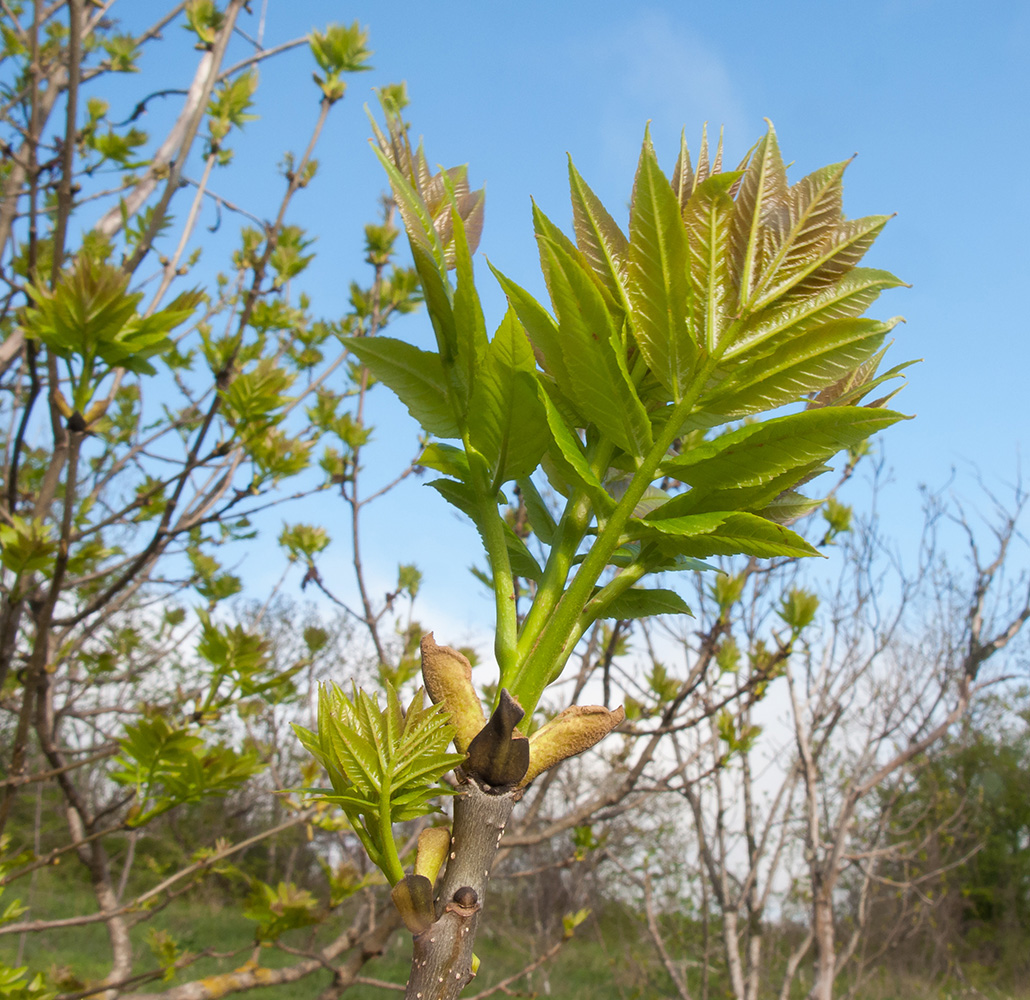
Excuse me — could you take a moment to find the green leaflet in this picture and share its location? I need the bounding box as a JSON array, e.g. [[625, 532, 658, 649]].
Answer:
[[632, 509, 729, 539], [655, 461, 830, 519], [700, 316, 900, 423], [418, 442, 470, 480], [344, 335, 459, 439], [727, 267, 907, 360], [593, 586, 693, 620], [683, 172, 738, 354], [538, 237, 652, 457], [489, 262, 581, 420], [569, 158, 631, 309], [517, 476, 558, 545], [319, 687, 380, 792], [662, 406, 908, 494], [449, 186, 489, 399], [409, 240, 458, 364], [760, 489, 826, 525], [604, 478, 671, 519], [536, 383, 611, 511], [627, 133, 696, 400], [533, 199, 590, 279], [634, 510, 818, 559], [467, 309, 549, 487]]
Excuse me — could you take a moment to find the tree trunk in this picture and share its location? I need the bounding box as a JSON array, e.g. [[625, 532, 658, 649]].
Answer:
[[808, 885, 836, 1000], [721, 909, 746, 1000]]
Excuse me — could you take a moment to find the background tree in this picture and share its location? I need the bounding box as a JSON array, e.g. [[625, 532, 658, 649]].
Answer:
[[866, 694, 1030, 985], [609, 478, 1030, 1000], [0, 4, 428, 998]]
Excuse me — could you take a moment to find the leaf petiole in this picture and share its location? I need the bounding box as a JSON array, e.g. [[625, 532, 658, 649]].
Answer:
[[377, 775, 405, 886]]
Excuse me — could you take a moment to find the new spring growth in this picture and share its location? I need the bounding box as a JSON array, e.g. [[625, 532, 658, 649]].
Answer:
[[414, 826, 451, 884], [390, 827, 451, 935], [420, 633, 624, 788], [519, 704, 626, 788], [420, 633, 484, 753]]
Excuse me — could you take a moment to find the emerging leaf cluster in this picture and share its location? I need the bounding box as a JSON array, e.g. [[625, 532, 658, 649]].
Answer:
[[111, 715, 262, 827], [308, 22, 373, 103], [243, 880, 322, 943], [20, 257, 201, 414], [356, 117, 913, 718], [294, 684, 464, 884]]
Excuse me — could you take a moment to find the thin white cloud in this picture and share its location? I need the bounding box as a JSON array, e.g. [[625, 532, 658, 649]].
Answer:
[[573, 8, 751, 179]]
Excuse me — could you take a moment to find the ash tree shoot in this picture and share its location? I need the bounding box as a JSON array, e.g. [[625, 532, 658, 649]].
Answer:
[[296, 99, 913, 1000]]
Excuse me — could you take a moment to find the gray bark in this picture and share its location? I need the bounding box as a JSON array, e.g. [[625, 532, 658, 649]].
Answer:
[[405, 777, 519, 1000]]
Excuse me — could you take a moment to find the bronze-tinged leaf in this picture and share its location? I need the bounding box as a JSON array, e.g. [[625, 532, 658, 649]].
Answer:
[[420, 633, 484, 754], [413, 143, 433, 199], [808, 343, 889, 410], [708, 125, 725, 177], [781, 215, 891, 302], [671, 130, 695, 210], [728, 140, 759, 198], [808, 349, 917, 410], [369, 142, 442, 264], [682, 174, 737, 353], [729, 123, 789, 310], [748, 159, 850, 308], [458, 189, 486, 256], [520, 704, 625, 787], [369, 111, 415, 188], [695, 123, 711, 187]]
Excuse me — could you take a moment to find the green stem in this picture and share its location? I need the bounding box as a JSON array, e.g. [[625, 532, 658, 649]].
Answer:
[[515, 438, 616, 669], [579, 559, 648, 626], [540, 560, 649, 689], [377, 779, 404, 886], [478, 491, 518, 688], [514, 489, 592, 663], [515, 358, 718, 715]]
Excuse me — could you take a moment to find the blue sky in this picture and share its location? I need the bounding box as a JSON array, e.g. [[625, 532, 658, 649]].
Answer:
[[103, 2, 1030, 640]]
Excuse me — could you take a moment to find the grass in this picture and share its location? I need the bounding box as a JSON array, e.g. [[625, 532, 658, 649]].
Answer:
[[4, 881, 1029, 1000], [2, 882, 667, 1000]]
